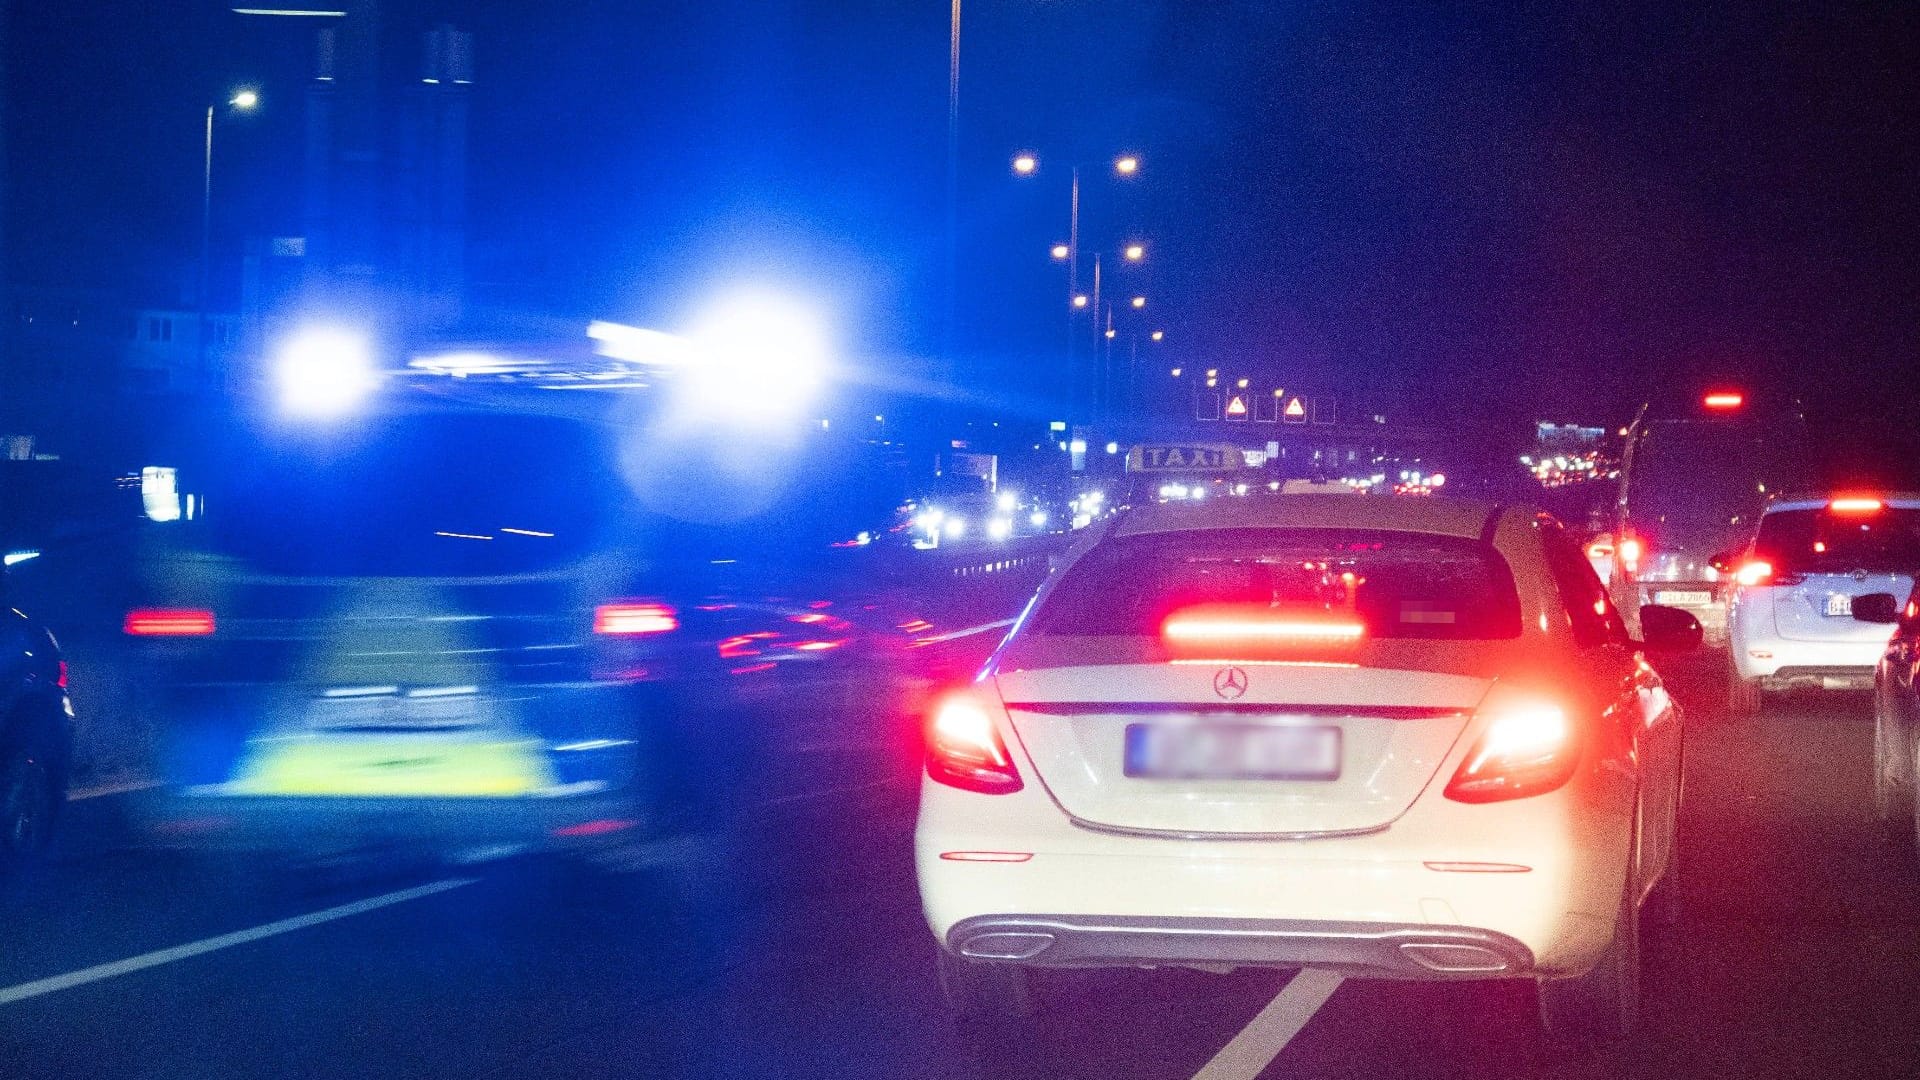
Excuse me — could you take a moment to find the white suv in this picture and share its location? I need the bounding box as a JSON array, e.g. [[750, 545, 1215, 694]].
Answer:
[[1723, 494, 1920, 713], [916, 495, 1700, 1045]]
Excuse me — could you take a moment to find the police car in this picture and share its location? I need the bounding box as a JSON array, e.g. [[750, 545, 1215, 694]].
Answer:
[[122, 385, 696, 864], [916, 494, 1702, 1043]]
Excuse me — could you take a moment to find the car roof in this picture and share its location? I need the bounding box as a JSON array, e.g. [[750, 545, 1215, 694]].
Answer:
[[1765, 493, 1920, 513], [1113, 494, 1508, 540]]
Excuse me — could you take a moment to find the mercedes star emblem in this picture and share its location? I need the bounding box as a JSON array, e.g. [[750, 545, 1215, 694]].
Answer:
[[1213, 666, 1249, 700]]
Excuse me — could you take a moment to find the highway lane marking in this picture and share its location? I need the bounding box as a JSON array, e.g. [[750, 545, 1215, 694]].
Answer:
[[1191, 968, 1344, 1080], [67, 779, 161, 801], [915, 617, 1017, 645], [0, 878, 477, 1007]]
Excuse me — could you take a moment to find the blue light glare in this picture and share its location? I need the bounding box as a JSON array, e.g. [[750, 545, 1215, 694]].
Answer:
[[276, 327, 377, 417]]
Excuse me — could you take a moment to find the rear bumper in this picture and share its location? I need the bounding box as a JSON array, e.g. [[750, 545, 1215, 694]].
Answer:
[[130, 787, 639, 853], [1759, 666, 1877, 692], [946, 914, 1534, 979], [1730, 634, 1886, 683]]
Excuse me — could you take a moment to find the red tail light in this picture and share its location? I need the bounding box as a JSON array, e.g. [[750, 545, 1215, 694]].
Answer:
[[1160, 603, 1365, 662], [1617, 536, 1644, 571], [593, 601, 679, 635], [1444, 702, 1580, 803], [927, 689, 1023, 794], [1829, 496, 1884, 515], [1734, 560, 1774, 586], [124, 608, 216, 637], [1701, 391, 1745, 410]]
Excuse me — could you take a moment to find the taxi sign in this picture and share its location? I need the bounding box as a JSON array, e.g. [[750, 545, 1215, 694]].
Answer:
[[1126, 444, 1243, 473]]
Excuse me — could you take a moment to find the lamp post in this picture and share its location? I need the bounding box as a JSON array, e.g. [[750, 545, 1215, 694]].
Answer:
[[200, 89, 258, 372], [1014, 152, 1142, 423]]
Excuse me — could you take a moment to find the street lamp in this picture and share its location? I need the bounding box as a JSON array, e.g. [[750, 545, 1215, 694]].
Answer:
[[1170, 367, 1182, 377], [1131, 296, 1146, 309], [1151, 330, 1164, 341], [201, 88, 259, 370], [1015, 149, 1148, 426]]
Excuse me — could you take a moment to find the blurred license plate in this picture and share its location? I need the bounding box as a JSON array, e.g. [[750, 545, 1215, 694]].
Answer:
[[1124, 723, 1340, 781], [1825, 594, 1853, 617], [308, 693, 480, 731], [1654, 590, 1712, 607]]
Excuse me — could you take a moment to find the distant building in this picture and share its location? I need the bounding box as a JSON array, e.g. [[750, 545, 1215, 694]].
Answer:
[[1, 287, 241, 460]]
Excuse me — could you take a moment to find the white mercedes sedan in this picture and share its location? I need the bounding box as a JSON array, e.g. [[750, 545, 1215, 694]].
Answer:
[[916, 495, 1702, 1044]]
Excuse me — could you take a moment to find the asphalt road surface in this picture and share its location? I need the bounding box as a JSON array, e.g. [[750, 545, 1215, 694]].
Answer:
[[4, 610, 1917, 1079]]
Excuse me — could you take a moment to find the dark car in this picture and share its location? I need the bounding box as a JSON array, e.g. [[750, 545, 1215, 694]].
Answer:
[[0, 556, 74, 872], [122, 396, 697, 864], [1858, 587, 1920, 852]]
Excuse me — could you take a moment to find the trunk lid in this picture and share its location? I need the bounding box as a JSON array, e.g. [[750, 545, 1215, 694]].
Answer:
[[1771, 570, 1915, 642], [995, 662, 1491, 837]]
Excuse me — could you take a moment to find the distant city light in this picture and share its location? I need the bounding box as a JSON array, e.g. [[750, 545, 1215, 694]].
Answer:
[[141, 466, 181, 522]]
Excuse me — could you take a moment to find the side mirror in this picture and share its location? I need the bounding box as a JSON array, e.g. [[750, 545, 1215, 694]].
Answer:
[[1707, 550, 1739, 574], [1851, 592, 1901, 625], [1638, 604, 1704, 653]]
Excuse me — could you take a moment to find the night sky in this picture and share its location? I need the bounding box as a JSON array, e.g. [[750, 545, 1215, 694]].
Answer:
[[7, 1, 1917, 467]]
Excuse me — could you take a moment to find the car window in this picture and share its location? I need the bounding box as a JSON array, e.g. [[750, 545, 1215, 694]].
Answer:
[[1031, 528, 1523, 640], [1538, 519, 1628, 648], [1754, 507, 1920, 575], [188, 413, 621, 577]]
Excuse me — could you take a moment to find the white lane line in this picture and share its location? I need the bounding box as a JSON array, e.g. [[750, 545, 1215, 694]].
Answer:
[[0, 878, 477, 1007], [1192, 968, 1344, 1080], [760, 776, 906, 808], [67, 779, 161, 801], [915, 617, 1017, 645]]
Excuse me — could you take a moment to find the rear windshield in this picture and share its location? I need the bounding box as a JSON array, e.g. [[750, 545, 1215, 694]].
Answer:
[[1754, 506, 1920, 574], [1030, 528, 1523, 640], [197, 412, 619, 577], [1627, 421, 1812, 556]]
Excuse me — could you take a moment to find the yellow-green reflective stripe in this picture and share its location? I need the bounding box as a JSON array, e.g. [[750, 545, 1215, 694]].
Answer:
[[227, 738, 556, 797]]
